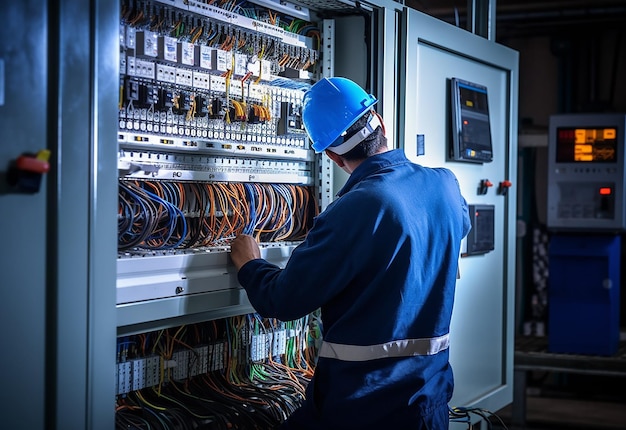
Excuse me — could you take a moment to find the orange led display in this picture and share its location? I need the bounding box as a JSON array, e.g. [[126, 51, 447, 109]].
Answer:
[[557, 127, 617, 163]]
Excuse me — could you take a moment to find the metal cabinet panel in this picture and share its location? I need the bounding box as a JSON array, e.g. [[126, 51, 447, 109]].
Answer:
[[0, 2, 48, 428], [401, 8, 519, 418]]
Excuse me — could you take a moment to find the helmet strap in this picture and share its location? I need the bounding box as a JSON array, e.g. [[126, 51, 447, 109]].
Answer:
[[328, 112, 382, 155]]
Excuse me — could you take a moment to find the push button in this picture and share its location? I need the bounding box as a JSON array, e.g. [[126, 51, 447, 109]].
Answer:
[[6, 149, 51, 193]]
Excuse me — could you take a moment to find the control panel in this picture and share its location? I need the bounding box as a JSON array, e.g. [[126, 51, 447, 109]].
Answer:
[[547, 113, 626, 232]]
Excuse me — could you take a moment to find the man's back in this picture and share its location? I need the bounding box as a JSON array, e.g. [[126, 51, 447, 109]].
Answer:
[[242, 149, 471, 429], [318, 149, 470, 344]]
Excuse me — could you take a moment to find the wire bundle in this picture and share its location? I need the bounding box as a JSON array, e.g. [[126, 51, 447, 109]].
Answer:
[[118, 180, 318, 251], [116, 313, 321, 429], [118, 181, 188, 250], [448, 405, 509, 429]]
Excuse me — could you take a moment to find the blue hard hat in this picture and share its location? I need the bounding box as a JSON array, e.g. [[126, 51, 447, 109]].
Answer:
[[302, 77, 378, 153]]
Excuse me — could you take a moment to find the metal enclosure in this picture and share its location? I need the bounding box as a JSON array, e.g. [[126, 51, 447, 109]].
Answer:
[[401, 8, 519, 416], [0, 0, 517, 428], [548, 234, 621, 356]]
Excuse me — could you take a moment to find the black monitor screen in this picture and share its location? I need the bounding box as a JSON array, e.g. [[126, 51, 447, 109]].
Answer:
[[450, 78, 493, 163]]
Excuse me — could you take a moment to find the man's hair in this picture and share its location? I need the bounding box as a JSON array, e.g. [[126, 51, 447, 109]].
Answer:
[[339, 112, 387, 161]]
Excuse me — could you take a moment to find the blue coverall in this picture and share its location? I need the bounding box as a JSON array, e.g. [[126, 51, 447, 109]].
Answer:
[[237, 149, 471, 429]]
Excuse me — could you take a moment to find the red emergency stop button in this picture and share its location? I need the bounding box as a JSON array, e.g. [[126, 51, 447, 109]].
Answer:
[[7, 149, 51, 193], [16, 154, 50, 174]]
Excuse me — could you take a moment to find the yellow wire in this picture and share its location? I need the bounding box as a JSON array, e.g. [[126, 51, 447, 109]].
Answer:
[[253, 44, 266, 84], [225, 69, 232, 123], [135, 390, 167, 411]]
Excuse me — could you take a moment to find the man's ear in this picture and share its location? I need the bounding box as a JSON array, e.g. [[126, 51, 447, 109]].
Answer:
[[373, 111, 386, 136], [325, 149, 345, 167]]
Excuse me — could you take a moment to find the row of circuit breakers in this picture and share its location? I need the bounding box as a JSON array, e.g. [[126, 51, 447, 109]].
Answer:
[[119, 0, 319, 185]]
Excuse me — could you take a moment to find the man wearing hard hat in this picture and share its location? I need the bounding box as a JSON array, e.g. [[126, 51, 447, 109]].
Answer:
[[231, 77, 471, 429]]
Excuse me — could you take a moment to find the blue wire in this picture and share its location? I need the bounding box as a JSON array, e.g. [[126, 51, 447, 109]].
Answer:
[[270, 78, 311, 91], [140, 185, 188, 250], [119, 183, 153, 247], [243, 183, 257, 235], [271, 184, 294, 240]]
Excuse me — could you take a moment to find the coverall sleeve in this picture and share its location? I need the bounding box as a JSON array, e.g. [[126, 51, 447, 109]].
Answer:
[[237, 201, 361, 321]]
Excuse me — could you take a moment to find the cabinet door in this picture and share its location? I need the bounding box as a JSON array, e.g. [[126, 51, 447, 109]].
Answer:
[[0, 1, 119, 428], [0, 2, 48, 428], [402, 8, 519, 417]]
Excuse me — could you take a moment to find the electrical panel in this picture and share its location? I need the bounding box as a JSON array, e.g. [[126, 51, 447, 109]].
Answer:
[[547, 113, 626, 232], [117, 0, 327, 317], [115, 0, 336, 422]]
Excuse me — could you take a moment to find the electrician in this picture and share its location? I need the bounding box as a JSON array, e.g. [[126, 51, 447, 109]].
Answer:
[[230, 76, 471, 429]]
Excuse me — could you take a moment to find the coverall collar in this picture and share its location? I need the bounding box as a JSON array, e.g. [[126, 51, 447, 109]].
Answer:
[[336, 149, 410, 197]]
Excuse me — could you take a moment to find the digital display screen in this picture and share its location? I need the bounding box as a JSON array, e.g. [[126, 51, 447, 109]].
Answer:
[[556, 127, 617, 162], [450, 78, 493, 163], [459, 84, 490, 115]]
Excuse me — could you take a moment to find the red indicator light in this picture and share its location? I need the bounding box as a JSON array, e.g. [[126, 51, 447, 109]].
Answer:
[[599, 187, 612, 195]]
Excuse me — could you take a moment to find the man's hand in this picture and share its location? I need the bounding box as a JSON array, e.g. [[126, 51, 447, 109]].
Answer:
[[230, 234, 262, 270]]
